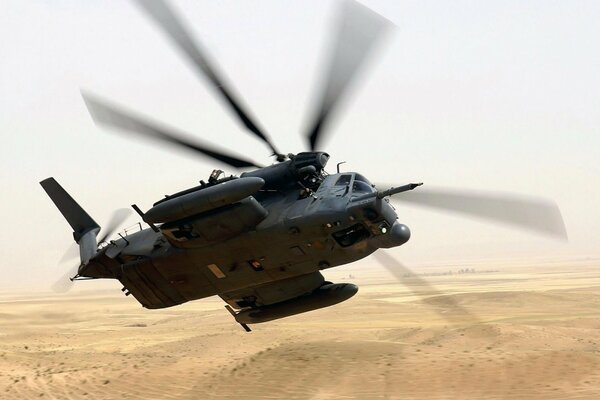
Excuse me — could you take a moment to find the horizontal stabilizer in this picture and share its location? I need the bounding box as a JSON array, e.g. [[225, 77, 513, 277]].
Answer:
[[40, 177, 100, 242]]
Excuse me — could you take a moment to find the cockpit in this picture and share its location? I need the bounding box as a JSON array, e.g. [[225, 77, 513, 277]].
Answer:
[[314, 171, 409, 250], [330, 173, 375, 197], [351, 173, 375, 195], [332, 173, 375, 197]]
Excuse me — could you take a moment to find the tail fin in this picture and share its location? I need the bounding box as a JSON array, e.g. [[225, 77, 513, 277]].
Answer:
[[40, 177, 100, 264]]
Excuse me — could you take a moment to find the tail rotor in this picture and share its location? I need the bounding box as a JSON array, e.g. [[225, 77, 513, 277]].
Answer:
[[41, 178, 131, 292]]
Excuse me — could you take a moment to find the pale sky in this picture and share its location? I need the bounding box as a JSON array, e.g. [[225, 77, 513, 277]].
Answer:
[[1, 0, 599, 290]]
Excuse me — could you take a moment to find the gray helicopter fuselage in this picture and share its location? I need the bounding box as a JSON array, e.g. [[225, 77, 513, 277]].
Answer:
[[81, 169, 410, 311]]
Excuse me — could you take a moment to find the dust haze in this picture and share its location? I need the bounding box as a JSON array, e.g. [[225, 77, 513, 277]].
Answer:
[[2, 261, 599, 399]]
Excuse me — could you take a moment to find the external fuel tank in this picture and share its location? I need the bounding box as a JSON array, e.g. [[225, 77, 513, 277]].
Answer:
[[234, 283, 358, 324]]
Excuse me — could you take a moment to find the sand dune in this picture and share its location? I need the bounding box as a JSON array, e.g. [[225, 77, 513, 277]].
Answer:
[[1, 262, 600, 399]]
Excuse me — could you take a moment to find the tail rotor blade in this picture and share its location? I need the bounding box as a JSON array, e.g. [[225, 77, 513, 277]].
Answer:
[[98, 208, 132, 245], [51, 264, 79, 293], [58, 243, 79, 264], [82, 92, 262, 169], [134, 0, 281, 158], [53, 208, 131, 293], [305, 0, 393, 151], [385, 185, 568, 240]]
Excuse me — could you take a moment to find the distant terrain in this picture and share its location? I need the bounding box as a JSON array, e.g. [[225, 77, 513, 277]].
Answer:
[[1, 261, 599, 399]]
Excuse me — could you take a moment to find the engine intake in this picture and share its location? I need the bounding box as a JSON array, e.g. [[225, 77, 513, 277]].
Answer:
[[242, 151, 330, 190]]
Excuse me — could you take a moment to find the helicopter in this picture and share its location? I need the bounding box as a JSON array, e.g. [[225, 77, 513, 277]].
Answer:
[[41, 0, 567, 332]]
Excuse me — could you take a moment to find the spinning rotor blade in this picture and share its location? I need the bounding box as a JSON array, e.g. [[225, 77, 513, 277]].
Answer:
[[385, 185, 568, 240], [134, 0, 281, 158], [373, 251, 480, 325], [51, 264, 79, 293], [98, 208, 132, 244], [82, 92, 261, 169], [54, 208, 131, 293], [59, 209, 131, 263], [305, 0, 392, 151], [59, 243, 79, 264]]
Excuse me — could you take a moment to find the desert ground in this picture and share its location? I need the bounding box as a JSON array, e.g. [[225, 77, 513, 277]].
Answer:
[[1, 260, 599, 399]]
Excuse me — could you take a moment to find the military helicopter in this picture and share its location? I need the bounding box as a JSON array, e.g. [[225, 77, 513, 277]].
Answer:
[[41, 0, 567, 332]]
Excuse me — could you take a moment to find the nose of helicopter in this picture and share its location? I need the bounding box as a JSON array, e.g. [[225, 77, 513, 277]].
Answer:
[[375, 222, 411, 249], [394, 222, 411, 243]]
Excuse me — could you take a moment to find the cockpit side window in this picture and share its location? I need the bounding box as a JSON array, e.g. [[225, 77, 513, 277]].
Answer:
[[335, 174, 352, 186]]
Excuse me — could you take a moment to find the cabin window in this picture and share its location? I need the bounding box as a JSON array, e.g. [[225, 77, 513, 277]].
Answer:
[[332, 223, 370, 247]]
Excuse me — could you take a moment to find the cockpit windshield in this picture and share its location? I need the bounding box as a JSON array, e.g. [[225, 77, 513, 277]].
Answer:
[[354, 174, 371, 185], [352, 180, 374, 194]]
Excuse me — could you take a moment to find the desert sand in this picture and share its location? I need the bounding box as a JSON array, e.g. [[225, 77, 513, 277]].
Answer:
[[1, 260, 599, 399]]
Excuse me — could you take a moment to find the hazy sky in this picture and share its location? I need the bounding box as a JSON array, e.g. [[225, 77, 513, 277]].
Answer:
[[1, 0, 599, 290]]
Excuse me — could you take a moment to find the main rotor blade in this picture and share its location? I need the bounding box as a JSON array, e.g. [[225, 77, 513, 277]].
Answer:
[[82, 92, 261, 169], [134, 0, 281, 158], [98, 208, 132, 245], [385, 185, 568, 240], [373, 251, 480, 325], [305, 0, 392, 151]]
